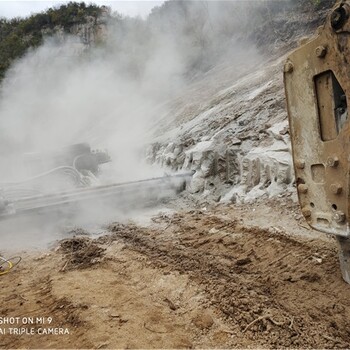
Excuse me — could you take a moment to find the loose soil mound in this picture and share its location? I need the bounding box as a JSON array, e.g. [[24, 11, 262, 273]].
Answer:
[[59, 237, 105, 271]]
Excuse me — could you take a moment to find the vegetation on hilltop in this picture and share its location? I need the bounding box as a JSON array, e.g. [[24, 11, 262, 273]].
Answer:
[[0, 2, 102, 80]]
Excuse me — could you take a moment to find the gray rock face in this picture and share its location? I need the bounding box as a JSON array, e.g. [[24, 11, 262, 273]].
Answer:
[[41, 8, 109, 49], [223, 121, 293, 203], [147, 57, 294, 203]]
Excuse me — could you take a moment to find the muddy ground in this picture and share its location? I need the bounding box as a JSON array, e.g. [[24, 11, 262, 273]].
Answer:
[[1, 199, 350, 349]]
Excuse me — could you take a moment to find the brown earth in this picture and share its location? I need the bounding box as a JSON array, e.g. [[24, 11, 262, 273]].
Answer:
[[1, 200, 350, 349]]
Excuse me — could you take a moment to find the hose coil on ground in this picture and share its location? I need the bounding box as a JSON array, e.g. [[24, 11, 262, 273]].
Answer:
[[0, 256, 21, 275]]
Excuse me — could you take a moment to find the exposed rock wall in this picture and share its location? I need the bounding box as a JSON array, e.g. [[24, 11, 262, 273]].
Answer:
[[143, 2, 338, 205], [147, 58, 295, 203], [41, 7, 109, 50]]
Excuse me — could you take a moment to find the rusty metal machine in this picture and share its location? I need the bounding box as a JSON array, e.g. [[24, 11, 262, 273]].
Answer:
[[284, 0, 350, 283]]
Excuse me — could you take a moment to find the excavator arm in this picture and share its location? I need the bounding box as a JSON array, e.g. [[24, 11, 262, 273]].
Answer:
[[284, 0, 350, 283]]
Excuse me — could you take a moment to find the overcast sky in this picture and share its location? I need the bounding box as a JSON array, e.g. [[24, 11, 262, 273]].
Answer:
[[0, 0, 165, 19]]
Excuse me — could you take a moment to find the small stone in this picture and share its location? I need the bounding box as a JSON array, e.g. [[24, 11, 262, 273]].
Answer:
[[193, 312, 214, 329], [236, 257, 252, 266], [174, 338, 193, 348]]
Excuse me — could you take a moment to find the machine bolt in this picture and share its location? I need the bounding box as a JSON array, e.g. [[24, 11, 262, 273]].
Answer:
[[284, 61, 294, 73], [326, 156, 339, 167], [295, 160, 305, 169], [333, 211, 346, 224], [331, 183, 343, 194], [331, 5, 348, 31], [315, 46, 327, 58], [302, 208, 312, 218], [298, 184, 308, 193]]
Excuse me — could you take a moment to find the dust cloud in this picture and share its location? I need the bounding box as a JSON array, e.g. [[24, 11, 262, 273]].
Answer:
[[0, 1, 271, 249]]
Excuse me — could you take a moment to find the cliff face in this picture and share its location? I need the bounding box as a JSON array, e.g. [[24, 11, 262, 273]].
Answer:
[[146, 56, 293, 204], [41, 6, 110, 47], [144, 2, 337, 204]]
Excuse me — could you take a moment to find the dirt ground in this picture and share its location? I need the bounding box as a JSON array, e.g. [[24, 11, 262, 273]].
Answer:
[[1, 199, 350, 349]]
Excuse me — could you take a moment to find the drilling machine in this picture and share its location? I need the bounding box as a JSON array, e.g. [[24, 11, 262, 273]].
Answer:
[[284, 0, 350, 283], [0, 143, 191, 219]]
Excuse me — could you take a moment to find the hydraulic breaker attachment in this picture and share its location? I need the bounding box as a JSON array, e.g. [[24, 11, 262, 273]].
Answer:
[[284, 1, 350, 283]]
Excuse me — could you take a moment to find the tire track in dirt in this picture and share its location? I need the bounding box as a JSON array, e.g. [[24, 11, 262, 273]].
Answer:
[[107, 210, 350, 348], [0, 272, 92, 349]]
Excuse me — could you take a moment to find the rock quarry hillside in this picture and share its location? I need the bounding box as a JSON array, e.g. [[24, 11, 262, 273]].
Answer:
[[0, 0, 337, 204], [148, 56, 292, 204], [146, 0, 337, 204], [4, 3, 350, 349]]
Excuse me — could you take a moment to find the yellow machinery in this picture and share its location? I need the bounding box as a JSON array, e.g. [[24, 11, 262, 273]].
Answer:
[[284, 0, 350, 282]]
